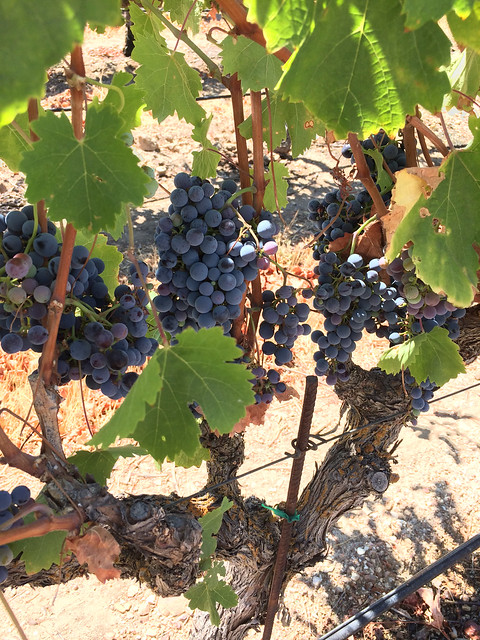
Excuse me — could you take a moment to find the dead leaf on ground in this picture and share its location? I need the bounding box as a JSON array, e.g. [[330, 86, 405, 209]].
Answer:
[[65, 525, 121, 583], [416, 587, 446, 631], [464, 619, 480, 639]]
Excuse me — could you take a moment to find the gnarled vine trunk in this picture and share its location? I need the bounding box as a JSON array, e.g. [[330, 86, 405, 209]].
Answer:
[[3, 308, 479, 640]]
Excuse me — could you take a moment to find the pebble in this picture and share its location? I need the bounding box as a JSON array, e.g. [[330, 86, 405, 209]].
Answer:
[[157, 165, 167, 177], [138, 602, 151, 616], [356, 547, 366, 555], [114, 601, 131, 613], [312, 575, 322, 588], [137, 136, 158, 152]]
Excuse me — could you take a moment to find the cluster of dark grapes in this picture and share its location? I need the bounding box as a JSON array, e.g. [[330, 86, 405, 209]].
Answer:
[[0, 205, 157, 399], [341, 130, 407, 178], [404, 374, 435, 417], [153, 173, 278, 338], [259, 285, 311, 366], [307, 189, 367, 251], [310, 252, 388, 384], [0, 485, 31, 583], [248, 365, 287, 404]]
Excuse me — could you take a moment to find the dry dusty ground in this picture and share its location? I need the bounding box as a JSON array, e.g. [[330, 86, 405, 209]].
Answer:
[[0, 18, 480, 640]]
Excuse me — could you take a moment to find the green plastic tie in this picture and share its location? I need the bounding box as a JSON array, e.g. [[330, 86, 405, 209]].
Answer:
[[261, 503, 300, 523]]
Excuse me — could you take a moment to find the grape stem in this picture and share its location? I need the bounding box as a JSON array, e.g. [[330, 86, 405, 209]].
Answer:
[[83, 76, 125, 112], [267, 254, 314, 289], [173, 0, 198, 53], [224, 185, 257, 209], [350, 214, 377, 254], [348, 132, 389, 219], [140, 0, 223, 81]]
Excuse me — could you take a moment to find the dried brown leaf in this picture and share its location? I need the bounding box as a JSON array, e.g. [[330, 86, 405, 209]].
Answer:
[[231, 385, 298, 434], [416, 587, 445, 631], [65, 525, 121, 583], [356, 220, 384, 263], [464, 619, 480, 639]]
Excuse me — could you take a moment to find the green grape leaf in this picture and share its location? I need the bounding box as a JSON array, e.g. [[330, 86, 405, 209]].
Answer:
[[68, 445, 147, 485], [364, 149, 393, 194], [221, 36, 283, 93], [244, 0, 315, 51], [448, 5, 480, 53], [185, 562, 238, 626], [89, 328, 254, 467], [132, 32, 205, 125], [73, 231, 123, 297], [0, 111, 34, 172], [192, 116, 220, 178], [263, 161, 289, 212], [402, 0, 456, 28], [388, 120, 480, 307], [444, 47, 480, 111], [377, 327, 465, 387], [164, 0, 202, 34], [278, 0, 451, 138], [20, 105, 150, 235], [238, 91, 323, 158], [129, 2, 165, 41], [10, 530, 68, 575], [0, 0, 121, 128], [99, 72, 145, 134], [199, 497, 232, 569]]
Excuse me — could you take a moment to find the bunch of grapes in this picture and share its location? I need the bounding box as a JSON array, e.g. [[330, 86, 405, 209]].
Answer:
[[310, 252, 388, 384], [341, 130, 407, 177], [307, 189, 367, 252], [153, 173, 278, 338], [248, 365, 287, 404], [0, 485, 31, 583], [0, 205, 157, 399], [381, 247, 465, 342], [259, 285, 311, 366]]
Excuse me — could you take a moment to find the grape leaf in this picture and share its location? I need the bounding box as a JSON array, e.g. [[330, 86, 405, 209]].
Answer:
[[0, 0, 121, 128], [20, 105, 150, 235], [191, 116, 220, 179], [444, 48, 480, 111], [98, 72, 145, 134], [448, 5, 480, 54], [238, 91, 323, 158], [278, 0, 451, 138], [68, 445, 147, 485], [129, 1, 165, 41], [377, 327, 465, 387], [402, 0, 457, 28], [9, 530, 68, 575], [73, 231, 123, 297], [263, 162, 289, 212], [132, 32, 205, 126], [221, 36, 283, 93], [199, 497, 232, 570], [0, 111, 33, 172], [388, 118, 480, 307], [88, 328, 254, 467], [164, 0, 202, 34], [244, 0, 315, 51], [185, 562, 238, 626]]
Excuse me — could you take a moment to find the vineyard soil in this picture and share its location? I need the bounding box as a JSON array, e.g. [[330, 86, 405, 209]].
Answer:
[[0, 21, 479, 640]]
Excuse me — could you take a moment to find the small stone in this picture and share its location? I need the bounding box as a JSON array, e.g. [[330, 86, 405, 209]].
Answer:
[[104, 633, 115, 640], [146, 628, 158, 637], [138, 602, 151, 616], [138, 136, 158, 152], [311, 575, 322, 588], [356, 547, 366, 555], [157, 165, 167, 177], [114, 601, 131, 614], [127, 583, 140, 598], [147, 594, 156, 605], [351, 571, 359, 581]]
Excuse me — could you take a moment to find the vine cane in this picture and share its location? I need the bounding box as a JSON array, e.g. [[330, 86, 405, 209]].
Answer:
[[262, 375, 318, 640]]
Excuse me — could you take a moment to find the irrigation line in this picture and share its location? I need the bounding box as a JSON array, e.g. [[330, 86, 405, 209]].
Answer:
[[164, 380, 480, 510], [317, 531, 480, 640]]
